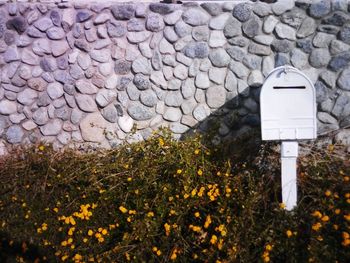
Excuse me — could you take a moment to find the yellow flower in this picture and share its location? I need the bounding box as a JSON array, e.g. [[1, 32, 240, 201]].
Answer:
[[321, 215, 329, 222], [83, 238, 88, 243], [210, 235, 218, 244], [87, 230, 94, 236], [61, 255, 69, 261], [335, 209, 341, 214], [197, 169, 203, 176], [183, 193, 189, 199], [312, 222, 322, 231], [156, 250, 161, 256], [311, 211, 322, 219], [159, 138, 165, 146], [204, 215, 212, 229], [325, 190, 332, 197], [279, 203, 286, 209], [194, 149, 200, 155], [265, 244, 272, 251], [38, 145, 45, 151], [176, 169, 182, 174], [53, 208, 59, 213], [194, 212, 200, 218], [344, 214, 350, 221], [102, 229, 108, 235], [164, 223, 171, 236], [67, 238, 73, 244], [73, 254, 82, 261], [152, 247, 158, 252], [147, 211, 154, 217], [61, 241, 67, 246], [286, 230, 293, 238], [119, 206, 128, 214]]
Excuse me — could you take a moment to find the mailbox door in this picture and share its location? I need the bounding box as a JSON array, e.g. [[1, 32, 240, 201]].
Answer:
[[260, 67, 317, 141]]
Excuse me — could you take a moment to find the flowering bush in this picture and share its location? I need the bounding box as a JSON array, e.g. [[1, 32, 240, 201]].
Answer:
[[0, 129, 349, 262]]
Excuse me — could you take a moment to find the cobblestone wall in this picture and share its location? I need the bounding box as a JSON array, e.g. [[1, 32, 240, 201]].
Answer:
[[0, 0, 350, 151]]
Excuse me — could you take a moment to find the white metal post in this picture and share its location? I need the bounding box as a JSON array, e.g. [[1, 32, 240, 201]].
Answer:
[[281, 141, 298, 211]]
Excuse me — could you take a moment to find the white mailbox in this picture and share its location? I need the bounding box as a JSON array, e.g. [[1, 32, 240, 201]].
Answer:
[[260, 66, 317, 211], [260, 66, 317, 141]]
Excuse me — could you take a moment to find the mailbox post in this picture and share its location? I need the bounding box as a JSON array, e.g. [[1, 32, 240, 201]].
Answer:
[[260, 66, 317, 211]]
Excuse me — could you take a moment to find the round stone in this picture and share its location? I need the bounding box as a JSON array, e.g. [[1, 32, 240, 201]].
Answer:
[[232, 3, 252, 22], [206, 85, 226, 108], [309, 0, 331, 18], [127, 102, 155, 121], [0, 100, 17, 115], [146, 13, 165, 32], [80, 112, 108, 142], [133, 74, 151, 90], [193, 104, 210, 121], [6, 125, 24, 144], [338, 68, 350, 91], [183, 42, 209, 59], [309, 48, 331, 68], [209, 48, 230, 67], [182, 8, 210, 26], [47, 83, 64, 99]]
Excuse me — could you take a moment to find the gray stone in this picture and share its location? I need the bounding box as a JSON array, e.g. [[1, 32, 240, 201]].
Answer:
[[254, 35, 274, 46], [139, 42, 152, 58], [149, 3, 177, 15], [330, 40, 350, 55], [132, 57, 151, 75], [159, 38, 175, 54], [54, 106, 70, 121], [0, 100, 17, 115], [229, 61, 249, 79], [94, 13, 111, 25], [4, 46, 20, 63], [80, 112, 108, 142], [271, 39, 294, 53], [208, 48, 230, 67], [281, 8, 305, 28], [309, 48, 330, 68], [242, 15, 261, 38], [140, 90, 158, 107], [332, 94, 349, 117], [253, 2, 272, 17], [34, 17, 53, 31], [163, 55, 176, 67], [226, 46, 246, 61], [328, 52, 350, 72], [338, 68, 350, 91], [206, 85, 226, 108], [209, 68, 226, 85], [111, 4, 135, 20], [127, 102, 155, 121], [71, 108, 84, 125], [165, 91, 183, 107], [16, 35, 32, 48], [76, 79, 98, 95], [174, 20, 192, 38], [47, 83, 64, 99], [107, 21, 127, 38], [319, 71, 336, 88], [47, 27, 65, 40], [209, 30, 226, 48], [6, 16, 27, 34], [201, 2, 222, 16], [200, 58, 212, 72], [21, 49, 39, 66], [74, 39, 90, 52], [290, 49, 308, 69], [96, 89, 117, 108], [263, 15, 279, 34], [339, 24, 350, 44], [164, 107, 182, 122], [17, 89, 38, 105], [22, 120, 37, 131], [173, 64, 188, 80], [181, 78, 195, 99], [232, 3, 252, 22], [146, 13, 165, 32], [195, 72, 210, 89], [193, 104, 211, 121], [318, 25, 339, 35], [170, 123, 189, 134], [4, 32, 16, 46], [85, 27, 97, 42], [296, 38, 313, 54], [174, 35, 193, 51], [164, 26, 178, 43], [51, 40, 69, 57], [33, 107, 49, 126], [133, 74, 151, 90], [318, 112, 338, 124], [182, 8, 210, 26], [6, 125, 23, 144], [315, 80, 330, 103], [168, 79, 182, 90], [243, 54, 262, 70], [76, 11, 93, 23], [181, 115, 197, 127], [90, 49, 110, 63], [275, 53, 290, 67], [76, 94, 98, 112], [309, 0, 331, 18], [272, 0, 294, 15], [248, 42, 271, 56], [127, 18, 145, 32], [223, 17, 241, 38], [40, 57, 56, 72], [97, 26, 109, 39], [164, 10, 182, 25], [209, 13, 230, 30], [77, 53, 91, 70], [150, 50, 162, 71], [27, 26, 45, 38], [275, 23, 296, 40], [127, 84, 140, 101], [115, 60, 131, 75], [192, 26, 209, 41], [118, 115, 134, 133], [247, 70, 264, 87], [225, 70, 238, 92], [70, 64, 84, 80], [335, 129, 350, 145], [176, 52, 192, 66], [313, 32, 335, 48], [297, 17, 316, 38], [18, 65, 31, 80], [101, 104, 119, 123], [150, 71, 167, 88]]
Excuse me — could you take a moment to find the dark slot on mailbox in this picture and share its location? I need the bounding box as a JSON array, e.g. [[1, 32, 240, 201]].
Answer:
[[273, 86, 306, 89]]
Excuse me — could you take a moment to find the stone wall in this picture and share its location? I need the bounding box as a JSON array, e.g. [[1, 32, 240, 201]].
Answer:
[[0, 0, 350, 151]]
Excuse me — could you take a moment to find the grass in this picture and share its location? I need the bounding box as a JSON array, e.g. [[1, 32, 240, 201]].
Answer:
[[0, 129, 349, 262]]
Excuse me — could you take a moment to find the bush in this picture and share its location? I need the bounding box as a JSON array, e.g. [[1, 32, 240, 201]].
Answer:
[[0, 129, 349, 262]]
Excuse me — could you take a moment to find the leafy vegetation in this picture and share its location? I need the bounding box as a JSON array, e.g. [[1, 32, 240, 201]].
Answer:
[[0, 129, 349, 262]]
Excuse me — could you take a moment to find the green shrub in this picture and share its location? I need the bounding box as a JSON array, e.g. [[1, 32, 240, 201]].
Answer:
[[0, 129, 349, 262]]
